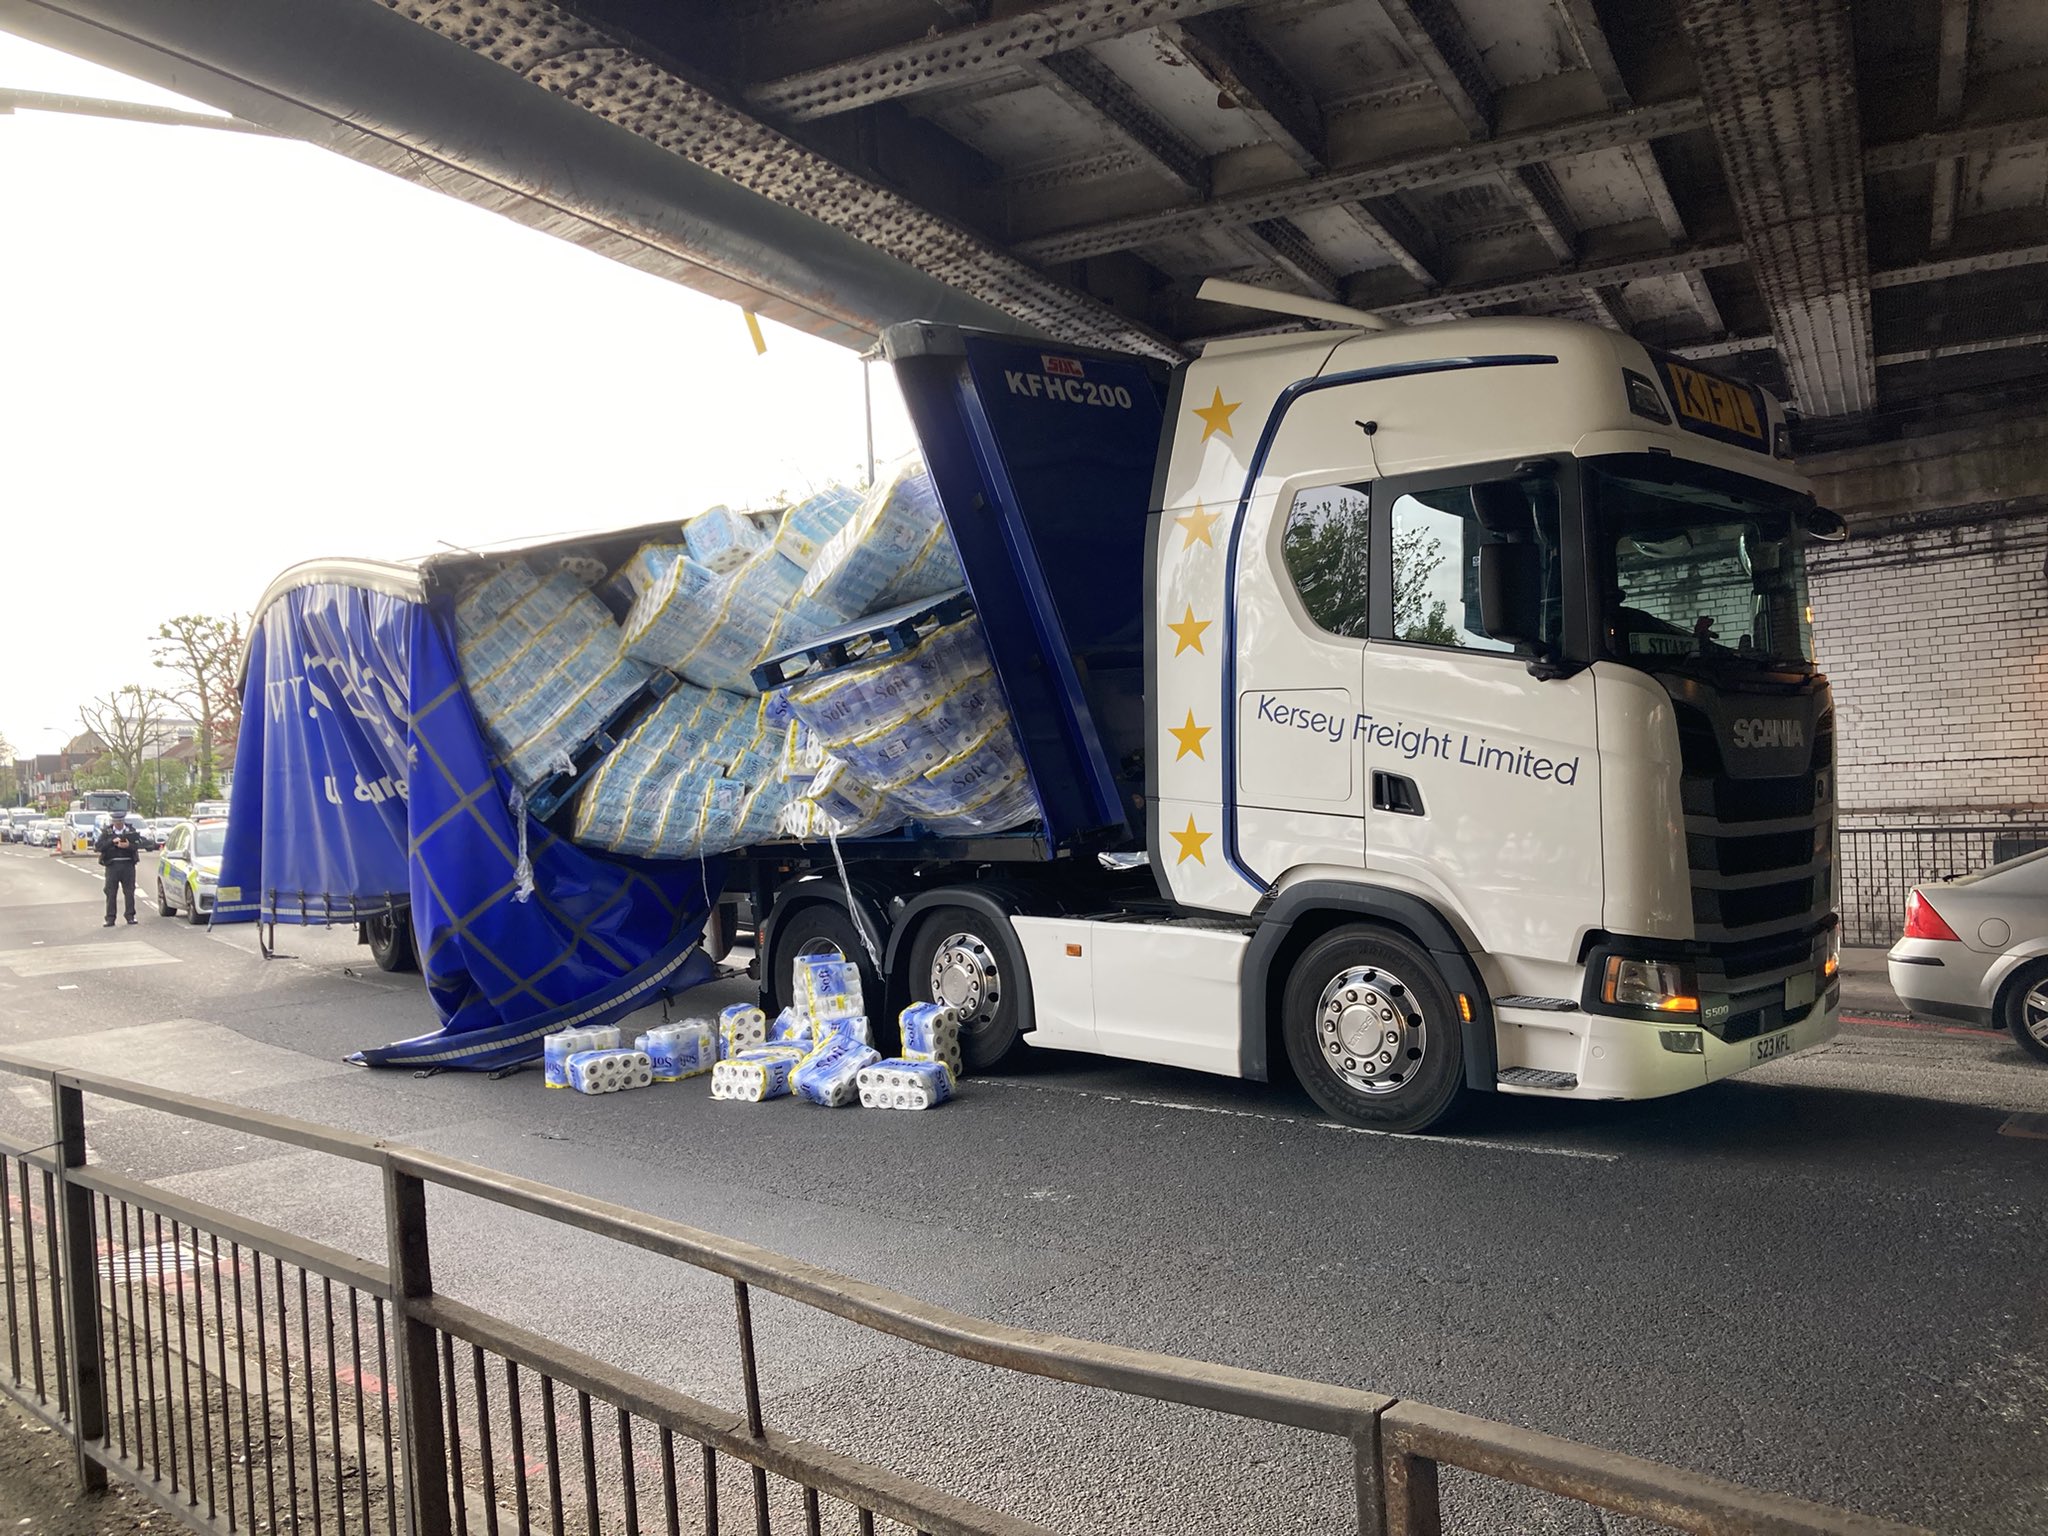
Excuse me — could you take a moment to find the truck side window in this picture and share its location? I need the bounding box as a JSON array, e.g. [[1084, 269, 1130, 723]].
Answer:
[[1280, 483, 1371, 639], [1388, 480, 1563, 654]]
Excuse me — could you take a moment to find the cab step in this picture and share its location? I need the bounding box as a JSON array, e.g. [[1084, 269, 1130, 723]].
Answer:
[[1496, 1067, 1579, 1090]]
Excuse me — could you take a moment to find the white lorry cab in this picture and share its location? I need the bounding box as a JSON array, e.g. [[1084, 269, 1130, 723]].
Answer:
[[243, 291, 1844, 1132]]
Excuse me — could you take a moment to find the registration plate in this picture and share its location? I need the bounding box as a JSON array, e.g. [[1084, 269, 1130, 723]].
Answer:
[[1752, 1029, 1795, 1063]]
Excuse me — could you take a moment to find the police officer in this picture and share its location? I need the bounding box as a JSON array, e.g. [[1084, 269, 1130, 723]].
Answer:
[[98, 815, 141, 926]]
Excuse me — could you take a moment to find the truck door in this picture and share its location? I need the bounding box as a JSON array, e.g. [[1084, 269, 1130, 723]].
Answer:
[[1227, 476, 1372, 882], [1359, 460, 1603, 972]]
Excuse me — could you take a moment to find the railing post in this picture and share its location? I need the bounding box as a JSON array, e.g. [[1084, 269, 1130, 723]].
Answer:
[[384, 1163, 452, 1536], [1351, 1414, 1387, 1536], [52, 1082, 106, 1492], [1382, 1440, 1441, 1536]]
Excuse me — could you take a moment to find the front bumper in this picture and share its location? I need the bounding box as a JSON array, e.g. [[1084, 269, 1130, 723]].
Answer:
[[1497, 987, 1841, 1101]]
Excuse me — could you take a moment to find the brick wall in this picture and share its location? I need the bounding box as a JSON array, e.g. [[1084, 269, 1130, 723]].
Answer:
[[1808, 511, 2048, 943], [1810, 516, 2048, 818]]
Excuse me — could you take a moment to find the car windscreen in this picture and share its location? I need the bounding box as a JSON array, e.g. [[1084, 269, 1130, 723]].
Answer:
[[194, 825, 227, 859]]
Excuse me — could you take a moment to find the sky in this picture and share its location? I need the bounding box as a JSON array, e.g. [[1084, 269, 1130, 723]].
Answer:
[[0, 29, 918, 760]]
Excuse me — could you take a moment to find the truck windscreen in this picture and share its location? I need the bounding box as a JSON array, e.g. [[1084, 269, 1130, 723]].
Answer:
[[1589, 454, 1816, 671]]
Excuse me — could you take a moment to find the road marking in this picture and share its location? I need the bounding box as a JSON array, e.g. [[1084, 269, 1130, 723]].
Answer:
[[977, 1078, 1619, 1161], [1999, 1112, 2048, 1141], [1841, 1012, 1995, 1039], [0, 942, 178, 978]]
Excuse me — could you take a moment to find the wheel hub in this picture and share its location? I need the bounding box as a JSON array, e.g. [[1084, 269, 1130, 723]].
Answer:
[[1316, 967, 1426, 1096], [2025, 984, 2048, 1044], [931, 932, 1000, 1026]]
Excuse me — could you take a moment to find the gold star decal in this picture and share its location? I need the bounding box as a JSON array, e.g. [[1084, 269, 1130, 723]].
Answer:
[[1169, 711, 1209, 760], [1175, 503, 1220, 549], [1168, 607, 1211, 656], [1171, 815, 1211, 865], [1191, 387, 1240, 442]]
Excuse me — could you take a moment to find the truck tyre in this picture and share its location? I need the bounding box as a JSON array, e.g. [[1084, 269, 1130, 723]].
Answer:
[[905, 907, 1029, 1073], [366, 911, 418, 973], [767, 901, 887, 1044], [1999, 959, 2048, 1065], [1281, 924, 1465, 1133]]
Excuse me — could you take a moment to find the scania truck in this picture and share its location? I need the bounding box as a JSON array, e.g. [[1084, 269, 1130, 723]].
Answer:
[[239, 284, 1845, 1132]]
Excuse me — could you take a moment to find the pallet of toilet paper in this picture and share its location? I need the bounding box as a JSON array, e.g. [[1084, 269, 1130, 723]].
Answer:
[[555, 459, 1044, 859]]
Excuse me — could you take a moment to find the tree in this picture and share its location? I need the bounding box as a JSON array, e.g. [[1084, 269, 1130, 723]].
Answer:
[[77, 687, 167, 799], [153, 614, 245, 799], [1391, 523, 1463, 647]]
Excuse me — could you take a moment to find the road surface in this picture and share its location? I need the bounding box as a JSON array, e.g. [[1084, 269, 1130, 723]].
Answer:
[[0, 843, 2042, 1533]]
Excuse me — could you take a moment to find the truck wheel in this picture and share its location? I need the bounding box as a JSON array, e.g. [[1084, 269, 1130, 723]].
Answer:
[[766, 901, 887, 1042], [2000, 959, 2048, 1065], [905, 908, 1028, 1073], [1281, 924, 1465, 1133], [366, 911, 417, 973]]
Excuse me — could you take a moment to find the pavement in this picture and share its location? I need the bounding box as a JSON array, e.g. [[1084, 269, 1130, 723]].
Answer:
[[0, 843, 2043, 1534]]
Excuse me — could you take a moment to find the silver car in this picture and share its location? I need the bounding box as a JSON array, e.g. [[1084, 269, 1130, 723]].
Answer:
[[1888, 847, 2048, 1062]]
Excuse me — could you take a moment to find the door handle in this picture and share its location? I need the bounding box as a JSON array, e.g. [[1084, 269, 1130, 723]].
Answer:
[[1372, 771, 1425, 816]]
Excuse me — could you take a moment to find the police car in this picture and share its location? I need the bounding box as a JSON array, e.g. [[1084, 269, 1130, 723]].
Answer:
[[156, 818, 227, 924]]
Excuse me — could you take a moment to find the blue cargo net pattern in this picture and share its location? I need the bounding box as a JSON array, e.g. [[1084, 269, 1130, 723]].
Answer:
[[218, 579, 716, 1071]]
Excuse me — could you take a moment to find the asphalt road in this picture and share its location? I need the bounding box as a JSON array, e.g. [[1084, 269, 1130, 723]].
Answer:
[[0, 844, 2044, 1534]]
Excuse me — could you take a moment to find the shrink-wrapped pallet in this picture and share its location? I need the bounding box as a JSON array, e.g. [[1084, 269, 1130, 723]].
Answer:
[[455, 562, 655, 789]]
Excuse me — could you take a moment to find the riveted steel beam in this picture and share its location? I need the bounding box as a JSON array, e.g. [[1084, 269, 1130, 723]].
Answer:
[[1240, 219, 1342, 301], [1018, 98, 1707, 263], [1376, 0, 1493, 137], [1868, 241, 2048, 286], [1374, 241, 1748, 322], [1671, 333, 1778, 360], [1876, 330, 2048, 367], [1677, 0, 1874, 418], [1555, 0, 1632, 110], [1863, 110, 2048, 171], [1339, 199, 1440, 287], [1159, 12, 1324, 170], [1585, 285, 1632, 332], [363, 0, 1176, 356], [1929, 0, 1973, 250], [1024, 50, 1209, 196], [744, 0, 1248, 122], [1506, 164, 1578, 261]]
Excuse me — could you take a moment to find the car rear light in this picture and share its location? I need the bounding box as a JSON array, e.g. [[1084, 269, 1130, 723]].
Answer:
[[1903, 890, 1960, 942]]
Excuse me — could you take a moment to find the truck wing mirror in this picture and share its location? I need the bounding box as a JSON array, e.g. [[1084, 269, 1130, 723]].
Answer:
[[1477, 541, 1541, 650], [1802, 507, 1847, 543]]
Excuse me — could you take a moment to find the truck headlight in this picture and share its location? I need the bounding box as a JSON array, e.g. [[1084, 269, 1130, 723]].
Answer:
[[1601, 957, 1698, 1014]]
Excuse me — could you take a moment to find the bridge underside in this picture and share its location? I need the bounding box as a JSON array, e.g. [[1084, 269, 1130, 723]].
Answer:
[[6, 0, 2046, 452]]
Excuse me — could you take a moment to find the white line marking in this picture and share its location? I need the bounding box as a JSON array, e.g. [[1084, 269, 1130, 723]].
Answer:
[[0, 942, 178, 978], [976, 1078, 1619, 1160]]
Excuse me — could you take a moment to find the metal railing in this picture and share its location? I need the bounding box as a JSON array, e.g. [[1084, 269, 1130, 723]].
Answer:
[[1837, 823, 2048, 946], [0, 1052, 1929, 1536]]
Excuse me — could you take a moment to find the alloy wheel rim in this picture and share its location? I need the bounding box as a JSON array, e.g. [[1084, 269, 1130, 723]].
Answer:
[[2025, 985, 2048, 1044], [931, 932, 1000, 1030], [1316, 966, 1426, 1095]]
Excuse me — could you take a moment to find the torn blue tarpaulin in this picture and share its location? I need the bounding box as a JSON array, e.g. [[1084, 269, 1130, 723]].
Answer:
[[218, 568, 718, 1070]]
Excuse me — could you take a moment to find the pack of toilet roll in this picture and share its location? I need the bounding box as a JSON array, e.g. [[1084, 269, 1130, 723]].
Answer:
[[857, 1059, 954, 1110], [792, 1031, 882, 1107], [565, 1048, 655, 1095], [455, 562, 657, 790], [636, 1021, 716, 1081], [777, 619, 1040, 839], [544, 1025, 624, 1088], [900, 1002, 964, 1082], [717, 1003, 768, 1059]]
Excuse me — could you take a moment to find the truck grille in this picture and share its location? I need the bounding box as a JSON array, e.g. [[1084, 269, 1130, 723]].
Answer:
[[1672, 697, 1833, 948]]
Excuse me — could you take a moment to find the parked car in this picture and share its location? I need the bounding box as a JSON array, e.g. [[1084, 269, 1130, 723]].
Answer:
[[1888, 847, 2048, 1062], [28, 819, 62, 848], [156, 819, 226, 923]]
